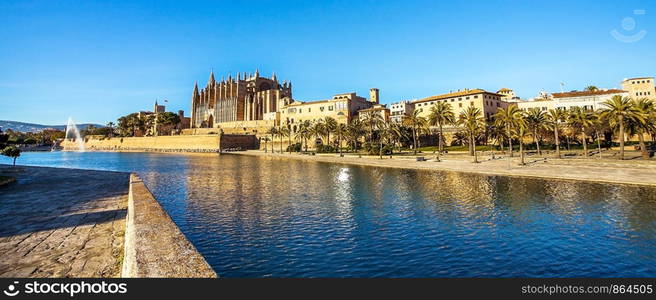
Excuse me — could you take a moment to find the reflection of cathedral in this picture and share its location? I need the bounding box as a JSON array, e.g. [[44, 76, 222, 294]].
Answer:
[[190, 69, 293, 128]]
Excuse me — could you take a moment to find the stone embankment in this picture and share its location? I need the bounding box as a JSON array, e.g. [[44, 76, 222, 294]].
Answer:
[[62, 134, 258, 153], [122, 174, 216, 278], [0, 165, 216, 278]]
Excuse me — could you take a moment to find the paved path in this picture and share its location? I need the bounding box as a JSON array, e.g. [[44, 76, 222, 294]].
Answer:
[[0, 165, 129, 277], [234, 150, 656, 187]]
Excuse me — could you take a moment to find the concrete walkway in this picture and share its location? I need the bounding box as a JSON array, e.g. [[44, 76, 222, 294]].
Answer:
[[0, 165, 129, 277], [234, 150, 656, 187]]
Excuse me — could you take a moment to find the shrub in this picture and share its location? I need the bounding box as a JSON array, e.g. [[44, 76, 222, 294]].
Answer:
[[316, 144, 336, 153], [286, 143, 302, 152]]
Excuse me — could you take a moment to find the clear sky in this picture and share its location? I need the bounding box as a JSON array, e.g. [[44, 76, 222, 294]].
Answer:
[[1, 0, 655, 125]]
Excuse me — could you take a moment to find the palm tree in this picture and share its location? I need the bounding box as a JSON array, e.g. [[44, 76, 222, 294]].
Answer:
[[458, 106, 485, 163], [286, 124, 293, 153], [296, 121, 312, 152], [513, 115, 529, 165], [493, 106, 522, 157], [310, 121, 325, 149], [590, 110, 606, 159], [601, 95, 643, 160], [389, 122, 407, 155], [403, 110, 427, 155], [348, 119, 365, 157], [323, 117, 337, 147], [632, 98, 654, 159], [278, 126, 289, 154], [428, 102, 455, 161], [488, 123, 507, 153], [568, 107, 594, 157], [546, 109, 566, 158], [361, 111, 382, 144], [524, 108, 548, 156], [106, 122, 115, 138], [375, 118, 390, 159], [266, 126, 278, 154], [334, 123, 348, 157]]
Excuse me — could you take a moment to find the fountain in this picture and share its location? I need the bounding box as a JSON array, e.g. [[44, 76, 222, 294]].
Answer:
[[65, 117, 86, 152]]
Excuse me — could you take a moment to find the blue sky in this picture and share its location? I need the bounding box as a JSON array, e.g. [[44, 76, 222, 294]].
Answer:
[[1, 0, 655, 125]]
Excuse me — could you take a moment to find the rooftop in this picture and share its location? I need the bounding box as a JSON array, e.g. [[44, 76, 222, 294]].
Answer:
[[551, 89, 626, 98], [622, 77, 654, 82], [414, 89, 502, 104]]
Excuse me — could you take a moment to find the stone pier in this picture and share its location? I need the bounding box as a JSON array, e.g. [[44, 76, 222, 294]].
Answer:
[[0, 165, 216, 278]]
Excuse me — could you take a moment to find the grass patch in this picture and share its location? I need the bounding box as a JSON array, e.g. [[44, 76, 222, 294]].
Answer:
[[416, 145, 498, 152]]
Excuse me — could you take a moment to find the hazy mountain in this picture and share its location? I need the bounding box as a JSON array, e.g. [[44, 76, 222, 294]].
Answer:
[[0, 120, 104, 132]]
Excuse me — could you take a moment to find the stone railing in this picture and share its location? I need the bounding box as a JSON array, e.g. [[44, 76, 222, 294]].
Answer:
[[122, 174, 217, 278]]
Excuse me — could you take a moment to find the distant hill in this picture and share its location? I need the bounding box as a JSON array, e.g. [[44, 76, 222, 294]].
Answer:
[[0, 120, 104, 132]]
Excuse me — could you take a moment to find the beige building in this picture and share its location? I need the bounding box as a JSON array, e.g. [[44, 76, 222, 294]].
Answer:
[[413, 88, 509, 122], [389, 100, 415, 123], [621, 77, 655, 99], [497, 88, 520, 102], [358, 104, 391, 122], [516, 89, 629, 112], [281, 91, 375, 133]]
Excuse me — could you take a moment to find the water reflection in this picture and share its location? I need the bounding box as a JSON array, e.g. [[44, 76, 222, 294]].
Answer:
[[7, 152, 656, 277]]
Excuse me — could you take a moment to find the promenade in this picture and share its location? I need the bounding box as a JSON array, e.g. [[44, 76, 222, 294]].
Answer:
[[0, 164, 216, 278], [0, 165, 129, 277], [233, 150, 656, 187]]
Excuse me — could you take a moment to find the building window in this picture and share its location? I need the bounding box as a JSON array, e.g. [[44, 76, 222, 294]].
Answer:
[[459, 103, 462, 107]]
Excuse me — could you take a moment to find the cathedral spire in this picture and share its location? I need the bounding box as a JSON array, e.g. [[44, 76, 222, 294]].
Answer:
[[208, 69, 215, 85], [193, 82, 199, 96], [271, 72, 277, 82], [255, 68, 259, 78]]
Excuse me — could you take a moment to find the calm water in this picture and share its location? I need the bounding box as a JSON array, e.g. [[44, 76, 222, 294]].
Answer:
[[3, 151, 656, 277]]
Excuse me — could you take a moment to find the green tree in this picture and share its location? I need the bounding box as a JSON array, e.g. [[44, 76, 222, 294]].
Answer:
[[403, 110, 427, 155], [334, 123, 348, 157], [323, 117, 337, 147], [296, 121, 312, 152], [360, 111, 382, 144], [631, 98, 655, 159], [428, 102, 455, 161], [601, 95, 643, 160], [546, 109, 566, 158], [512, 115, 529, 165], [2, 145, 21, 166], [584, 85, 599, 92], [266, 127, 277, 153], [568, 107, 595, 157], [278, 126, 290, 154], [524, 108, 548, 156], [493, 106, 523, 157], [347, 119, 365, 157], [458, 106, 486, 163]]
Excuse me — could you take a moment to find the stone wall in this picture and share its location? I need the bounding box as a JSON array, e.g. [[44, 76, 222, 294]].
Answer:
[[220, 134, 259, 150], [62, 135, 221, 152], [122, 174, 216, 278], [61, 134, 260, 152]]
